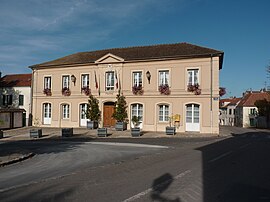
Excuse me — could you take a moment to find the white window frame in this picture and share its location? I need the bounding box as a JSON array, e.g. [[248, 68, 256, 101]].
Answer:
[[158, 104, 169, 122], [62, 104, 70, 119], [44, 76, 51, 89], [158, 70, 169, 86], [62, 75, 70, 89], [187, 69, 199, 85], [133, 71, 142, 87], [106, 71, 115, 91], [81, 74, 89, 88]]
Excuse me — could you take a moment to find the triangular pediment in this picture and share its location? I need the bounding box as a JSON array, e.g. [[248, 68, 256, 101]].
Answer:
[[95, 53, 124, 64]]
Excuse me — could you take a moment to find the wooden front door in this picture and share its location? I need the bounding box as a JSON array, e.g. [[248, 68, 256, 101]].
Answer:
[[103, 105, 116, 127]]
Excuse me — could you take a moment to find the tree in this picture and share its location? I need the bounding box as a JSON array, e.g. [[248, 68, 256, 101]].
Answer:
[[112, 94, 128, 123], [86, 94, 100, 121], [254, 99, 270, 119]]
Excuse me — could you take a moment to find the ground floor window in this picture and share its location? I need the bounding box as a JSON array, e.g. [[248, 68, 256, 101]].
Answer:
[[43, 103, 51, 124], [62, 104, 70, 119], [158, 104, 169, 122]]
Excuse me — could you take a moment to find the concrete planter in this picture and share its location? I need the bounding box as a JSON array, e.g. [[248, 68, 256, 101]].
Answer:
[[62, 128, 73, 137], [30, 129, 42, 138], [166, 126, 176, 135], [0, 130, 3, 139], [131, 128, 141, 137], [97, 128, 107, 137], [87, 121, 99, 129], [115, 122, 127, 131]]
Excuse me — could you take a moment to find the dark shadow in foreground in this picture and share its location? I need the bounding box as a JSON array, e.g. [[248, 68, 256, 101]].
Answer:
[[151, 173, 181, 202], [197, 130, 270, 202]]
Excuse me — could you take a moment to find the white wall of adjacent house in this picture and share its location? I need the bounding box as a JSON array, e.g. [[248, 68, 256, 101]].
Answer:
[[243, 107, 258, 127], [0, 86, 31, 125]]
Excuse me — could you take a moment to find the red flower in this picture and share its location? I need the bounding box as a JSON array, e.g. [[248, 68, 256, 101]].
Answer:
[[158, 84, 170, 95]]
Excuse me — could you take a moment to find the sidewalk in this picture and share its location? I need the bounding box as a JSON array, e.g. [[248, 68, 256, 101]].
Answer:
[[0, 126, 236, 167]]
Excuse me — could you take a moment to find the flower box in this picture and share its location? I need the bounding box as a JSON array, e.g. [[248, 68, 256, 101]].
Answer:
[[43, 88, 52, 96], [158, 84, 170, 95], [132, 85, 144, 95], [62, 87, 71, 96], [81, 86, 91, 96], [187, 84, 201, 95]]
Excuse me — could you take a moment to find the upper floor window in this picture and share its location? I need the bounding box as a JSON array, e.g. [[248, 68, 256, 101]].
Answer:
[[106, 71, 114, 91], [133, 72, 142, 87], [250, 108, 257, 115], [62, 75, 70, 89], [229, 109, 232, 115], [159, 104, 169, 122], [19, 95, 24, 106], [187, 69, 199, 85], [2, 95, 12, 106], [44, 76, 51, 89], [62, 104, 70, 119], [81, 74, 89, 88], [159, 70, 169, 86]]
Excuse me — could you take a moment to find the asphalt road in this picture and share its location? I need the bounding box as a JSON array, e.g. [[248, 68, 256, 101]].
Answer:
[[0, 128, 270, 202]]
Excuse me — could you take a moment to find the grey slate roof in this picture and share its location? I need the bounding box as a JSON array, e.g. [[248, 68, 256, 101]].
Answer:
[[30, 42, 224, 69]]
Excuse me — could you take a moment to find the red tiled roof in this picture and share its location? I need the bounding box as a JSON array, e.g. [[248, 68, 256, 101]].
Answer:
[[219, 97, 242, 108], [238, 92, 270, 107], [0, 74, 32, 87], [30, 42, 224, 69]]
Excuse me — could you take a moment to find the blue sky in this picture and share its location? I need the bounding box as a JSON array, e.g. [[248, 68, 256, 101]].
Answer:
[[1, 0, 269, 97]]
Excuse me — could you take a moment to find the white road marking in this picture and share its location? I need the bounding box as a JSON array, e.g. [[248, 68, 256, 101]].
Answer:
[[122, 170, 191, 202], [208, 151, 233, 163], [88, 142, 169, 149], [239, 143, 251, 149]]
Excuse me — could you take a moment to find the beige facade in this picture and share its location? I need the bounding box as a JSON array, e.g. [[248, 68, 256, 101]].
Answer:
[[31, 43, 223, 134]]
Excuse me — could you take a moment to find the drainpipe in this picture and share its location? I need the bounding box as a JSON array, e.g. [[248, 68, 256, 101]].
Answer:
[[210, 55, 213, 134]]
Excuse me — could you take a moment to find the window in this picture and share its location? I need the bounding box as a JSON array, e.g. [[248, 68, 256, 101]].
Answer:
[[62, 104, 70, 119], [159, 104, 169, 122], [250, 108, 256, 115], [131, 104, 143, 120], [43, 103, 51, 119], [62, 75, 70, 88], [19, 95, 24, 106], [44, 76, 51, 89], [229, 109, 232, 115], [2, 95, 12, 106], [106, 71, 114, 90], [81, 74, 89, 88], [187, 69, 199, 85], [159, 70, 169, 86], [133, 72, 142, 87]]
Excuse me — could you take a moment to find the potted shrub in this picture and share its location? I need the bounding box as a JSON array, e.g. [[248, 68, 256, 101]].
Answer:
[[112, 94, 128, 131], [30, 118, 42, 138], [166, 115, 176, 135], [131, 116, 142, 137], [62, 127, 73, 137], [0, 119, 3, 139], [86, 94, 101, 129], [97, 128, 108, 137]]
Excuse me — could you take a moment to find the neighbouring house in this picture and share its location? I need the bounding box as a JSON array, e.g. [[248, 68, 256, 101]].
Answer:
[[30, 42, 224, 134], [219, 97, 241, 126], [235, 90, 270, 127], [0, 73, 32, 128]]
